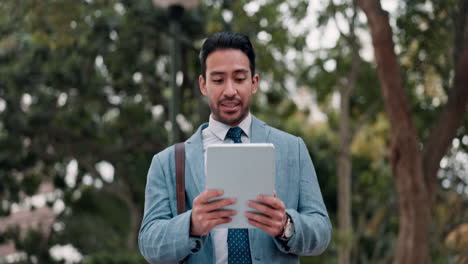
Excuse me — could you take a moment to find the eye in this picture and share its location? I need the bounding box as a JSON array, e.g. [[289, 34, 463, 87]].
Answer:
[[235, 78, 246, 82], [212, 79, 223, 84]]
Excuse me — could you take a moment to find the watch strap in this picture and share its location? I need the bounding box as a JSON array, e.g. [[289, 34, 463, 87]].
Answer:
[[278, 213, 294, 241]]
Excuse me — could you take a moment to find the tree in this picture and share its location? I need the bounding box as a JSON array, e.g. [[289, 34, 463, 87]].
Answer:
[[332, 3, 361, 264], [356, 0, 468, 263], [2, 0, 465, 262], [0, 0, 316, 262], [0, 0, 195, 261]]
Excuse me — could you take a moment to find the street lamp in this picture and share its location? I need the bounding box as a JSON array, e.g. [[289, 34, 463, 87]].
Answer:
[[152, 0, 199, 144]]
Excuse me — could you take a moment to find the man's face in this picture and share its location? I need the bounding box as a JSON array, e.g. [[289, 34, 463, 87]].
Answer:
[[199, 49, 259, 127]]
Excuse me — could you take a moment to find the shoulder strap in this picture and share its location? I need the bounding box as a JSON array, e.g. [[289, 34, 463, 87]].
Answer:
[[175, 142, 186, 215], [175, 143, 188, 264]]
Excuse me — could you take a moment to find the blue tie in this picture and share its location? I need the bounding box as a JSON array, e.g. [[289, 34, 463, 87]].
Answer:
[[226, 126, 243, 143], [225, 127, 252, 264]]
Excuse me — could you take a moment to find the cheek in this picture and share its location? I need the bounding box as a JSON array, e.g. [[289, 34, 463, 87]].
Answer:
[[213, 88, 225, 98], [208, 91, 220, 103], [240, 88, 254, 99]]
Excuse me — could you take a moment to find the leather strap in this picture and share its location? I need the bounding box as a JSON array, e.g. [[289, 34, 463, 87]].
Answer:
[[175, 143, 188, 264], [175, 143, 186, 214]]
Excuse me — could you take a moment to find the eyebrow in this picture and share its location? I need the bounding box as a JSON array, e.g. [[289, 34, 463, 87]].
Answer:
[[209, 69, 249, 76], [209, 71, 225, 76], [233, 69, 248, 74]]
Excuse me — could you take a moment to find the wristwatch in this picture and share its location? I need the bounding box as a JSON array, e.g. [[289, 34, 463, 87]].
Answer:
[[279, 214, 295, 241]]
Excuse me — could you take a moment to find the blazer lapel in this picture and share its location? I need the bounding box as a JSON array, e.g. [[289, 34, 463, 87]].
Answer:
[[250, 115, 285, 200], [250, 115, 270, 143], [185, 123, 208, 196]]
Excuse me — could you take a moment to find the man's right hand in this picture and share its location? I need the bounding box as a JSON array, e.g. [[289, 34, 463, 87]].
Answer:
[[190, 189, 237, 236]]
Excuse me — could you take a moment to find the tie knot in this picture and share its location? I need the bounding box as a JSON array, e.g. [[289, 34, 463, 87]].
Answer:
[[226, 127, 243, 143]]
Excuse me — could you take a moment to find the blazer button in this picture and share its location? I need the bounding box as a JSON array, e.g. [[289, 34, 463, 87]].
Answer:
[[190, 240, 201, 253]]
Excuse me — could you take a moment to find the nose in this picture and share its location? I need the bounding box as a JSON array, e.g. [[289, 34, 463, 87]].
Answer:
[[224, 80, 237, 97]]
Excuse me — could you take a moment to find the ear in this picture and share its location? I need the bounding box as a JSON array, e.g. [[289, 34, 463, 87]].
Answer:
[[251, 74, 259, 94], [199, 75, 207, 96]]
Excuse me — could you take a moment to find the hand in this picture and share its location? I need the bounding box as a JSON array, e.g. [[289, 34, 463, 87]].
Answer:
[[245, 191, 287, 237], [190, 189, 237, 236]]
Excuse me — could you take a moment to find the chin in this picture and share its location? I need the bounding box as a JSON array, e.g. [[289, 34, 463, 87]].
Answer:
[[212, 107, 248, 126], [222, 114, 245, 126]]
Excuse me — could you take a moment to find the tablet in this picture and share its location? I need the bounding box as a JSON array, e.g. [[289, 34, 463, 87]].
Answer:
[[206, 143, 275, 228]]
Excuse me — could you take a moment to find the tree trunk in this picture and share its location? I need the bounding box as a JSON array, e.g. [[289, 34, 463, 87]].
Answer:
[[356, 1, 431, 263], [118, 173, 142, 251], [80, 159, 142, 250], [337, 11, 361, 263], [337, 75, 353, 264], [102, 182, 141, 251], [126, 198, 142, 251]]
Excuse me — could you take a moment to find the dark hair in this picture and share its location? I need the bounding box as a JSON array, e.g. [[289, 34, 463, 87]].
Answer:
[[199, 32, 256, 78]]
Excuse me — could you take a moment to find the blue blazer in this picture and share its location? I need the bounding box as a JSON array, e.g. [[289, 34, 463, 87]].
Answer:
[[139, 116, 331, 263]]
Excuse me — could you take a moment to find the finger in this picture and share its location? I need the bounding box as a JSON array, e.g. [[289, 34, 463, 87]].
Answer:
[[247, 218, 276, 237], [256, 194, 285, 210], [244, 212, 274, 226], [247, 201, 283, 221], [244, 212, 283, 230], [194, 189, 224, 204], [198, 218, 233, 235], [205, 209, 237, 220], [247, 200, 275, 217], [204, 198, 237, 212], [210, 217, 233, 228]]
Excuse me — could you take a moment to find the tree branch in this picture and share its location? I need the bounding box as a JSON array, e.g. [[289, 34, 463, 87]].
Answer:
[[356, 0, 415, 135], [423, 0, 468, 195], [422, 45, 468, 194], [453, 0, 468, 64], [351, 100, 381, 136]]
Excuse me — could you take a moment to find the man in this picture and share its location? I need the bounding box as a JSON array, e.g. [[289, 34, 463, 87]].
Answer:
[[139, 32, 331, 264]]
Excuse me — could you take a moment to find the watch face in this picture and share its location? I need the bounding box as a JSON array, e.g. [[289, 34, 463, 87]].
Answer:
[[284, 222, 293, 237], [283, 215, 294, 239]]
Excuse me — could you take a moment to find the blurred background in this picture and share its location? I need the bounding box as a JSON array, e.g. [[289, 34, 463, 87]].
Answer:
[[0, 0, 467, 263]]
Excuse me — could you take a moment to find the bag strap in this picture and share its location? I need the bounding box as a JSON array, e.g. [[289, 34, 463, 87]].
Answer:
[[175, 143, 188, 264], [175, 143, 186, 214]]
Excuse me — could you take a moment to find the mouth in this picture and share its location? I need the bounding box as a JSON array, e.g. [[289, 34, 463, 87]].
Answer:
[[220, 100, 241, 112]]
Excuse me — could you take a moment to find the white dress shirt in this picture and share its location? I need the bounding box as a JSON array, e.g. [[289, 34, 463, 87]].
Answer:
[[202, 113, 252, 264]]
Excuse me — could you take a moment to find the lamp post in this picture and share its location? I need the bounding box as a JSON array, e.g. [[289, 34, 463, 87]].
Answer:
[[152, 0, 199, 144]]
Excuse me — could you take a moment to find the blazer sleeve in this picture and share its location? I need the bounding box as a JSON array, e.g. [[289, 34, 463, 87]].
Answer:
[[273, 137, 332, 255], [138, 153, 206, 264]]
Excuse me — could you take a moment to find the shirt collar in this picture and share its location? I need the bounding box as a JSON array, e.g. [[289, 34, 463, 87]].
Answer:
[[208, 113, 252, 141]]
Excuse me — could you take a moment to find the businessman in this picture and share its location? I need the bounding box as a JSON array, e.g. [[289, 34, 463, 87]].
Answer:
[[139, 32, 331, 264]]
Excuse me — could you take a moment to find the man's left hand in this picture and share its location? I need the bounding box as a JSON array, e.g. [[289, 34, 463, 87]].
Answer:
[[245, 192, 287, 237]]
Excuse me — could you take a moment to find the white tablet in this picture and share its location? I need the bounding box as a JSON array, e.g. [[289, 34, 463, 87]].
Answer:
[[206, 143, 275, 228]]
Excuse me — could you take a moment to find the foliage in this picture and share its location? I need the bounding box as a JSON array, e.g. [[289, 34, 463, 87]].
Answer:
[[0, 0, 466, 263], [0, 0, 176, 261]]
